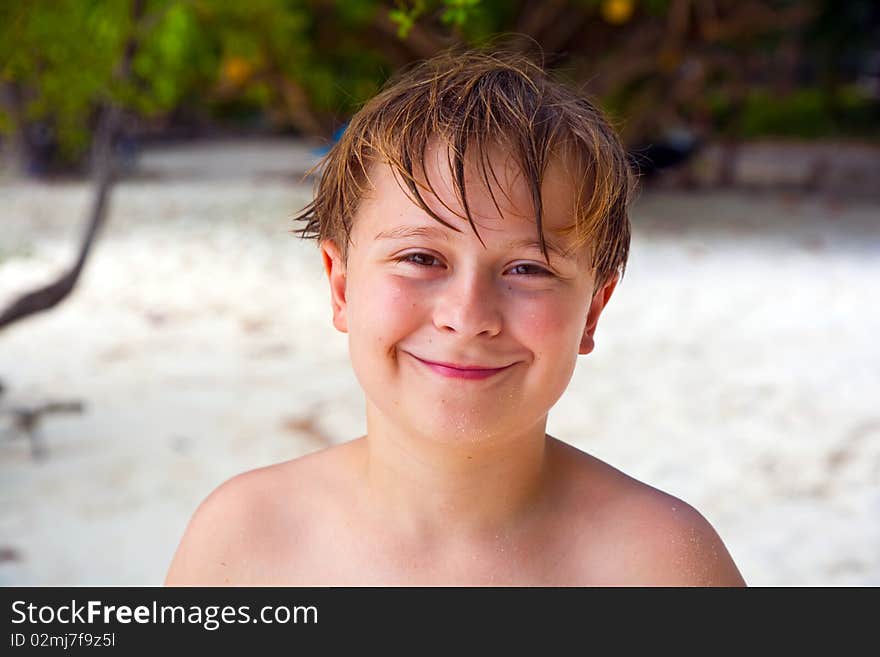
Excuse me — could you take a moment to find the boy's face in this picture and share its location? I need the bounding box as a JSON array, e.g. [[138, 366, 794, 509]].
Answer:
[[321, 141, 617, 445]]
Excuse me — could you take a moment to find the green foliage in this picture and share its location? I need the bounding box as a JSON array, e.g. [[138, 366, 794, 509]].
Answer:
[[335, 0, 381, 27], [389, 0, 426, 38], [1, 0, 876, 172], [388, 0, 485, 38], [736, 87, 879, 139], [0, 0, 220, 162], [642, 0, 668, 15], [0, 0, 131, 159], [195, 0, 388, 121], [0, 0, 395, 166], [440, 0, 481, 28], [131, 2, 216, 114]]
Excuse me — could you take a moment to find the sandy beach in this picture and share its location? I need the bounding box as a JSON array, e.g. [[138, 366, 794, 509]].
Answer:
[[1, 139, 878, 586]]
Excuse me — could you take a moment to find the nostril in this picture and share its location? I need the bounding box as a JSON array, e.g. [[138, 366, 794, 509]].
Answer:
[[431, 286, 503, 337]]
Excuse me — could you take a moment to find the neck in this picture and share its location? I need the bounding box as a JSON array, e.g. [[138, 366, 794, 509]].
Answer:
[[357, 400, 551, 543]]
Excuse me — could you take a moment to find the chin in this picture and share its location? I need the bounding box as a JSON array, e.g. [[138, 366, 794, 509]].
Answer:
[[405, 398, 540, 446]]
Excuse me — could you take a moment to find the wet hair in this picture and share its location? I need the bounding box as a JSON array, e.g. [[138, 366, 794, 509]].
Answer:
[[292, 48, 634, 291]]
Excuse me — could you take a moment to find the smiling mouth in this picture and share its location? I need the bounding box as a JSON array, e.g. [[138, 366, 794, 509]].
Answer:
[[407, 353, 515, 380]]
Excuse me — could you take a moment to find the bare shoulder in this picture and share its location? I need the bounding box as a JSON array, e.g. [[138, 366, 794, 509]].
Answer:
[[600, 483, 746, 587], [548, 438, 746, 587], [163, 462, 298, 586], [164, 440, 360, 586]]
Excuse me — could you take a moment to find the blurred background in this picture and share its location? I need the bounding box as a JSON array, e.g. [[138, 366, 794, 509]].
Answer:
[[1, 0, 878, 585]]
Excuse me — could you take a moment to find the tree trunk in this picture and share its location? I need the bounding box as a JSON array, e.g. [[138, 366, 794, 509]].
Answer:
[[0, 81, 26, 179], [0, 0, 143, 332]]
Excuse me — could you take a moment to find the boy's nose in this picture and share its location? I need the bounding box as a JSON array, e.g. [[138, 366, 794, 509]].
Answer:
[[431, 269, 503, 338]]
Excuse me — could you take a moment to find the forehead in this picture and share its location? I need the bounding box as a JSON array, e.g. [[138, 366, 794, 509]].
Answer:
[[353, 138, 581, 251]]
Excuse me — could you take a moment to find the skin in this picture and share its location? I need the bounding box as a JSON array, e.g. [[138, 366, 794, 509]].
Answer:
[[165, 141, 746, 587]]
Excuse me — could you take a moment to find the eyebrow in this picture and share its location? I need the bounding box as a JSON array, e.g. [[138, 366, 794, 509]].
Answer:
[[374, 225, 574, 260], [505, 237, 573, 260], [374, 225, 451, 242]]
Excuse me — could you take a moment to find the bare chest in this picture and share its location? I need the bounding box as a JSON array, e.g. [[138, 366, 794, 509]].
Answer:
[[237, 521, 601, 586]]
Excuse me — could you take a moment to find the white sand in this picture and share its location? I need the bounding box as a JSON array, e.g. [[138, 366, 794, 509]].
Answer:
[[1, 140, 878, 586]]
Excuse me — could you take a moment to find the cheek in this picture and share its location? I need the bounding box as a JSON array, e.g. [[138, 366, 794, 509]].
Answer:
[[515, 296, 584, 351], [513, 295, 586, 400], [349, 275, 425, 343]]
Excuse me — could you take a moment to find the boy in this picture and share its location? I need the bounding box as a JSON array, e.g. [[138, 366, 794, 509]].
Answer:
[[165, 50, 745, 586]]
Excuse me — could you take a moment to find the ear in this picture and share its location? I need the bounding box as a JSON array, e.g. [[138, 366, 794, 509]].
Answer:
[[320, 240, 348, 334], [579, 275, 618, 355]]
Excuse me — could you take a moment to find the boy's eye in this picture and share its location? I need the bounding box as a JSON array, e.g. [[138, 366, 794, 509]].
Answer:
[[507, 263, 552, 277], [398, 252, 442, 267], [394, 253, 553, 277]]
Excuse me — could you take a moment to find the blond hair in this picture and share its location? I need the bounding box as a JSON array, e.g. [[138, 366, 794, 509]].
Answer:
[[293, 49, 634, 291]]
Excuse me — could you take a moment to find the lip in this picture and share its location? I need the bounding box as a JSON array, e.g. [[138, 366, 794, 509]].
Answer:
[[407, 353, 514, 380]]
